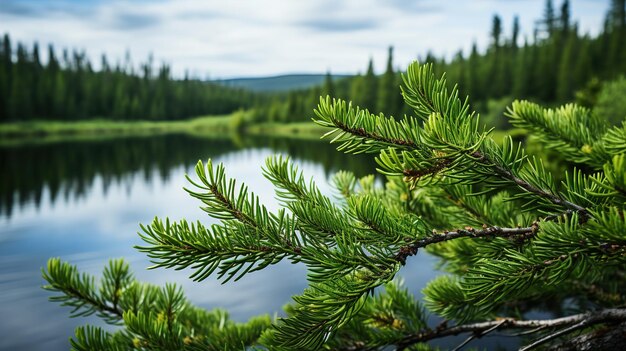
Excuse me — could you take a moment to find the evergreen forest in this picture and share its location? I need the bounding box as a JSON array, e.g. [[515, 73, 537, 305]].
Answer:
[[0, 38, 258, 121], [1, 0, 625, 127], [256, 0, 626, 126]]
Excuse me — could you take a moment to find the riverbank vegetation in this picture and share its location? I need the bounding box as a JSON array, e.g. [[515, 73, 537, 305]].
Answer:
[[0, 111, 327, 145]]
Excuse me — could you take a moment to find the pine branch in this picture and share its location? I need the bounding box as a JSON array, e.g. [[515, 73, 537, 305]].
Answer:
[[331, 114, 417, 149], [314, 97, 422, 154], [475, 150, 590, 218], [394, 224, 538, 264], [45, 259, 271, 350], [506, 101, 610, 169], [357, 308, 626, 351], [43, 258, 124, 324], [315, 61, 590, 222]]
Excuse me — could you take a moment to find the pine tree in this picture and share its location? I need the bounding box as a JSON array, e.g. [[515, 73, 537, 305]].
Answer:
[[377, 46, 400, 117], [361, 57, 378, 112], [44, 61, 626, 350], [608, 0, 626, 73], [543, 0, 556, 37], [323, 71, 335, 98], [491, 14, 503, 49], [536, 37, 557, 101], [466, 42, 481, 101], [560, 0, 571, 37], [8, 43, 32, 120], [556, 34, 576, 101], [488, 15, 505, 97], [0, 34, 11, 121], [31, 42, 44, 118], [510, 16, 520, 50], [573, 38, 592, 96]]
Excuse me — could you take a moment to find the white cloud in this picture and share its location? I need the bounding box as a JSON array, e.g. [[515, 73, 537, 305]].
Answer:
[[0, 0, 610, 78]]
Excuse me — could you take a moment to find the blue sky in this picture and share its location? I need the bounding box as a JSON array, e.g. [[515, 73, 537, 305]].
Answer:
[[0, 0, 610, 78]]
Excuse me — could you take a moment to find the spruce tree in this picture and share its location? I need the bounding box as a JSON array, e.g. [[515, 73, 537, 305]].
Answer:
[[510, 16, 520, 50], [377, 46, 400, 117], [361, 57, 378, 112], [323, 71, 336, 98], [543, 0, 556, 37], [556, 35, 575, 101], [560, 0, 571, 37], [488, 15, 504, 97], [8, 43, 32, 120], [466, 42, 481, 101], [44, 61, 626, 350], [608, 0, 626, 73], [0, 34, 10, 121]]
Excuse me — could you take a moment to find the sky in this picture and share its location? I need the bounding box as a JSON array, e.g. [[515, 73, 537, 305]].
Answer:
[[0, 0, 611, 78]]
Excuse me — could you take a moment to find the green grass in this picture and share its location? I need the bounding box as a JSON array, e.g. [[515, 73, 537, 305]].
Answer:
[[0, 115, 332, 146], [244, 122, 327, 140], [0, 115, 237, 146], [0, 115, 233, 137]]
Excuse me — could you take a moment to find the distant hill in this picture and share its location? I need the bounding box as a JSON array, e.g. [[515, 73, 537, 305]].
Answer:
[[216, 74, 351, 92]]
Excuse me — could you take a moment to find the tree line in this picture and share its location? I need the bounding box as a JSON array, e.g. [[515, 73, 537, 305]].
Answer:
[[0, 37, 258, 122], [0, 0, 624, 125], [255, 0, 626, 125]]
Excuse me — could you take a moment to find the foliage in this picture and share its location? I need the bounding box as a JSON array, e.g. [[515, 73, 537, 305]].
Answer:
[[0, 35, 257, 122], [45, 60, 626, 350], [594, 76, 626, 125], [43, 258, 271, 350], [251, 0, 626, 125]]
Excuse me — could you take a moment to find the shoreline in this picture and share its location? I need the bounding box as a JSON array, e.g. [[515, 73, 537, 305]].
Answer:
[[0, 114, 328, 146]]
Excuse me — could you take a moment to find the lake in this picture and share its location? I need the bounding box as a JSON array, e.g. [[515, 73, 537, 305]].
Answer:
[[0, 134, 518, 350]]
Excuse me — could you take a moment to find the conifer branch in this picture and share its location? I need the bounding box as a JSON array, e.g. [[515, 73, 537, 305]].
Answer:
[[332, 118, 417, 149], [506, 101, 611, 169], [339, 308, 626, 351], [394, 224, 538, 264], [480, 151, 589, 217], [43, 258, 125, 324]]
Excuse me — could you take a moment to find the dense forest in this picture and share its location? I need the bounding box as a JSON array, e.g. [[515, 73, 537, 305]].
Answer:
[[0, 37, 258, 121], [256, 0, 626, 126], [0, 0, 624, 125]]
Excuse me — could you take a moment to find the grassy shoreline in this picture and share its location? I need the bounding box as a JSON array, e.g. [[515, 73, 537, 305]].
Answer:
[[0, 115, 232, 137], [0, 114, 329, 146]]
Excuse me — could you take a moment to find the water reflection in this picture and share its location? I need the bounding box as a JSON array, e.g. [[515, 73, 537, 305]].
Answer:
[[0, 135, 392, 350], [0, 134, 377, 218]]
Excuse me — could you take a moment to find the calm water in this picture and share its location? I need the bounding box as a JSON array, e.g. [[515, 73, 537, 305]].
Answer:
[[0, 134, 516, 350]]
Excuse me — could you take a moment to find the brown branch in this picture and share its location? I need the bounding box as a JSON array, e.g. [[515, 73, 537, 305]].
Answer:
[[389, 308, 626, 351], [332, 119, 417, 148], [394, 223, 539, 264], [403, 159, 451, 181], [451, 319, 507, 351]]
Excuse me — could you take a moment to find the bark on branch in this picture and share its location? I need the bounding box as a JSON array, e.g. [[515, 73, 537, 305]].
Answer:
[[387, 308, 626, 351], [395, 223, 538, 264], [338, 308, 626, 350]]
